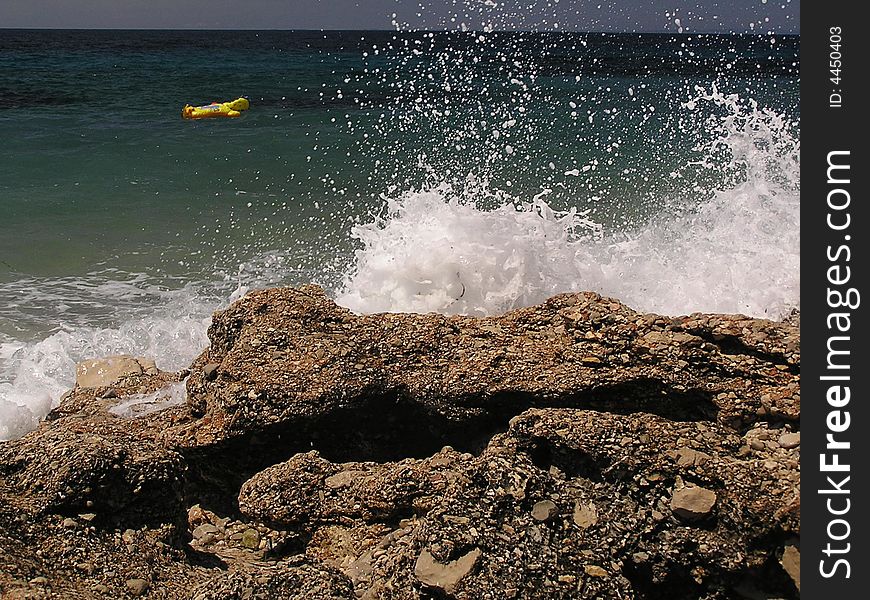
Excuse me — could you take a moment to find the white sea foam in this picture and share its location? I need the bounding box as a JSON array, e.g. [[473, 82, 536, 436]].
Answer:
[[336, 185, 601, 315], [0, 282, 215, 441], [337, 89, 799, 319]]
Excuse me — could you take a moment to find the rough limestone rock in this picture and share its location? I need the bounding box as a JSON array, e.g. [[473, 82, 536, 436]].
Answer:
[[181, 285, 799, 449], [0, 286, 800, 599], [238, 407, 800, 599], [239, 448, 467, 530], [0, 364, 190, 529], [187, 560, 355, 600]]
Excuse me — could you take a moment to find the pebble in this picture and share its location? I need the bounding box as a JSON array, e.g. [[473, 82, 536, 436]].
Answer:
[[531, 500, 558, 521], [203, 363, 220, 380], [780, 544, 800, 591], [414, 547, 481, 595], [584, 565, 608, 578], [126, 579, 149, 597], [671, 485, 717, 521], [241, 528, 260, 549], [62, 517, 77, 529], [572, 502, 598, 529], [192, 524, 220, 539], [778, 432, 800, 449], [75, 562, 94, 574]]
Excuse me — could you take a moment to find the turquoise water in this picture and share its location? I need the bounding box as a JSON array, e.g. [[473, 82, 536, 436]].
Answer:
[[0, 29, 799, 439]]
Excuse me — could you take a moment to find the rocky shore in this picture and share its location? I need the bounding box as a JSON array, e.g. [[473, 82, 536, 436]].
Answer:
[[0, 285, 800, 598]]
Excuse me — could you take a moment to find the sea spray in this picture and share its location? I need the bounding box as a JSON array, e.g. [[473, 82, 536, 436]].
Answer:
[[337, 88, 799, 319], [337, 183, 601, 315]]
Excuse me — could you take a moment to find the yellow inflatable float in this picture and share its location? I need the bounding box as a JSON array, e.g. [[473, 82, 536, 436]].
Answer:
[[182, 97, 250, 120]]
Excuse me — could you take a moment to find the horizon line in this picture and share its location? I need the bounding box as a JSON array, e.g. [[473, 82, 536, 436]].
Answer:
[[0, 26, 800, 35]]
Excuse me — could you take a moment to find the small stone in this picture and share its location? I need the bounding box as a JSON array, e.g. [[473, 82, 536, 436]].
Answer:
[[671, 485, 717, 521], [632, 552, 650, 564], [531, 500, 558, 521], [415, 548, 481, 594], [241, 528, 260, 549], [79, 513, 96, 522], [99, 388, 118, 399], [192, 523, 220, 539], [75, 562, 94, 574], [76, 355, 143, 388], [325, 470, 361, 489], [203, 363, 220, 381], [126, 579, 149, 597], [187, 504, 205, 526], [780, 544, 800, 591], [137, 357, 159, 375], [443, 515, 470, 525], [778, 432, 800, 449], [572, 502, 598, 529], [62, 517, 77, 529], [675, 447, 711, 467], [29, 577, 49, 585], [749, 440, 765, 451], [549, 465, 565, 480], [584, 565, 608, 578]]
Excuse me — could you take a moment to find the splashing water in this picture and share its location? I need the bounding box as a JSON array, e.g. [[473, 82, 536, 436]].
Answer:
[[337, 183, 601, 315], [338, 87, 799, 319]]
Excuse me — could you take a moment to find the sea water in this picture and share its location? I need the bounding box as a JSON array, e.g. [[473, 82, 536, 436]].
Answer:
[[0, 28, 799, 439]]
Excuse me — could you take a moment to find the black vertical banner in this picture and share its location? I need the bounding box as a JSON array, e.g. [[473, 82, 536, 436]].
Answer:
[[802, 1, 869, 597]]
